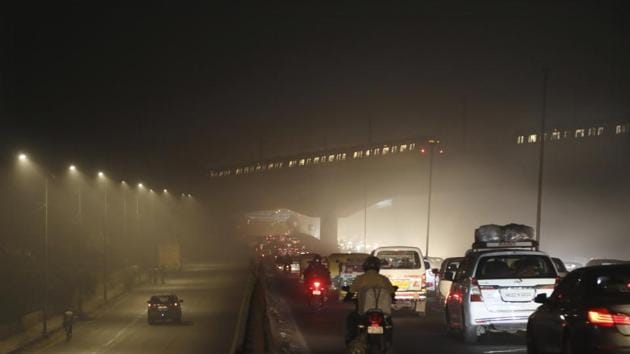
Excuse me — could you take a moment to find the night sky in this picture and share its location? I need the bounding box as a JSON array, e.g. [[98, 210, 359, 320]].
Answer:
[[2, 1, 629, 193]]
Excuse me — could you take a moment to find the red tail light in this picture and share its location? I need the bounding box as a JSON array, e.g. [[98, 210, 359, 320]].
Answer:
[[368, 312, 384, 326], [470, 277, 483, 302], [588, 308, 630, 327], [313, 281, 321, 289]]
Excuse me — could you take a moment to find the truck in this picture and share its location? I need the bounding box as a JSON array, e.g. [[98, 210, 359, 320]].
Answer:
[[158, 240, 182, 271]]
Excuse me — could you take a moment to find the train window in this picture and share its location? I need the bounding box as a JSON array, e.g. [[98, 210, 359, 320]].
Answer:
[[409, 143, 416, 151], [328, 155, 335, 162], [551, 131, 561, 141], [517, 136, 525, 144], [597, 127, 604, 136], [575, 129, 585, 138], [527, 134, 537, 143], [341, 153, 347, 160], [268, 163, 274, 169], [400, 144, 408, 152], [314, 157, 320, 164], [299, 159, 305, 166], [382, 146, 390, 154], [392, 146, 398, 153], [306, 158, 312, 165]]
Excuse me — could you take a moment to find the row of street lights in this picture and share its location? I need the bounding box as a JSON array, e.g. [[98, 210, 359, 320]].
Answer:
[[15, 152, 193, 336]]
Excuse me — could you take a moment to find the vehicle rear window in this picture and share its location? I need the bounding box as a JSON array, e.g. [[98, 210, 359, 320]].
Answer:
[[475, 255, 557, 279], [377, 251, 421, 269], [586, 268, 630, 297], [151, 296, 174, 303]]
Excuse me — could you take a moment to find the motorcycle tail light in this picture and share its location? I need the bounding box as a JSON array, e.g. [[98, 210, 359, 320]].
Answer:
[[368, 313, 384, 326]]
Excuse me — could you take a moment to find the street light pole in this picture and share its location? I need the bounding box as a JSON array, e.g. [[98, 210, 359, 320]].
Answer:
[[535, 68, 549, 244], [42, 176, 49, 336], [103, 187, 108, 302], [424, 140, 439, 257]]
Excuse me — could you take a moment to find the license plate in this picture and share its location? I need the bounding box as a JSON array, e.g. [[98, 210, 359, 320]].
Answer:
[[367, 326, 384, 334], [500, 287, 535, 302], [391, 280, 410, 289], [312, 290, 321, 295]]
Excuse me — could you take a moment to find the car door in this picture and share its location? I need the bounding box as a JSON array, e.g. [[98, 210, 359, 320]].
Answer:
[[536, 271, 583, 353]]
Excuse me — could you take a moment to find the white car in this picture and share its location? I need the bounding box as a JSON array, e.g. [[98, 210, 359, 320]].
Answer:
[[437, 257, 464, 305], [444, 241, 558, 343], [372, 246, 428, 316]]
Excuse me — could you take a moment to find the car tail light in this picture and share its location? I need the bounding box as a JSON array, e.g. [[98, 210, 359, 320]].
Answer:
[[470, 277, 483, 302], [368, 312, 384, 326], [588, 308, 630, 327], [313, 281, 321, 289]]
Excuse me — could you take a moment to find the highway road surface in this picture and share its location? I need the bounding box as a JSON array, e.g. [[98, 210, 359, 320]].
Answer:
[[22, 263, 251, 354], [276, 275, 528, 354]]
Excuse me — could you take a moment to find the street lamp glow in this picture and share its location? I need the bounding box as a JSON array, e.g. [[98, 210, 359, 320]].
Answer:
[[18, 153, 28, 162], [69, 165, 77, 172], [98, 171, 105, 178], [138, 183, 144, 189], [188, 194, 192, 198], [163, 189, 168, 193]]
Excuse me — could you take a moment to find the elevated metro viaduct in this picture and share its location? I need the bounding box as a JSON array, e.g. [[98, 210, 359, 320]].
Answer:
[[203, 126, 630, 261], [206, 137, 437, 254]]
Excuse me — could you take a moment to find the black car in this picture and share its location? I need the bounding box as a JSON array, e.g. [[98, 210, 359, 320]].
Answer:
[[147, 294, 183, 324], [527, 264, 630, 354]]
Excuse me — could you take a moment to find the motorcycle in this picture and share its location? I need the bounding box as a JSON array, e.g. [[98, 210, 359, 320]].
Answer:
[[306, 278, 327, 310], [359, 309, 393, 354], [343, 286, 396, 354]]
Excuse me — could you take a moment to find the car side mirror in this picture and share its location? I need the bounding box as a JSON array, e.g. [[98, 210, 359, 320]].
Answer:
[[432, 268, 439, 276], [534, 293, 548, 304], [443, 272, 454, 281]]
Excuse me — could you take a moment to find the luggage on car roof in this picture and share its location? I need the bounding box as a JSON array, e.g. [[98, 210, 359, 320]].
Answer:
[[474, 223, 535, 243]]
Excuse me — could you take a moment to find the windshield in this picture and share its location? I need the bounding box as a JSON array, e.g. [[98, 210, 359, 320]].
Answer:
[[377, 251, 421, 269], [587, 267, 630, 298], [475, 255, 557, 279]]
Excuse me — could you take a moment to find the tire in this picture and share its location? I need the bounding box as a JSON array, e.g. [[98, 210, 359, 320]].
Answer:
[[526, 326, 539, 354], [563, 334, 577, 354], [414, 301, 427, 317], [367, 335, 383, 354], [444, 308, 457, 337], [461, 312, 479, 344]]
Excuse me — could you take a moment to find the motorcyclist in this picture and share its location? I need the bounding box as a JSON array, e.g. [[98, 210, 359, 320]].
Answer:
[[63, 309, 75, 339], [303, 254, 331, 291], [344, 255, 396, 344]]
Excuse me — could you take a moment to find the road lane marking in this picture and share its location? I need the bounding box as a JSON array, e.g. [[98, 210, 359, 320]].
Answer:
[[484, 349, 526, 353], [103, 312, 144, 348]]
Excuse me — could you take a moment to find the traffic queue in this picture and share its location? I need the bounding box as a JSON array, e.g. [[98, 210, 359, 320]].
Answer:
[[257, 224, 629, 354]]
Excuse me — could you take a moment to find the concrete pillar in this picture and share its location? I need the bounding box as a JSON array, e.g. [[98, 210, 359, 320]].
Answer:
[[319, 212, 339, 253]]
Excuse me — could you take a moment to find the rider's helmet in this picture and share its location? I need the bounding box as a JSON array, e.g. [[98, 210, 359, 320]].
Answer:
[[363, 256, 382, 272], [312, 254, 322, 264]]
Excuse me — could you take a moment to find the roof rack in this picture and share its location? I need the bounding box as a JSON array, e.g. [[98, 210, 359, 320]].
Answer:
[[471, 240, 539, 252]]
